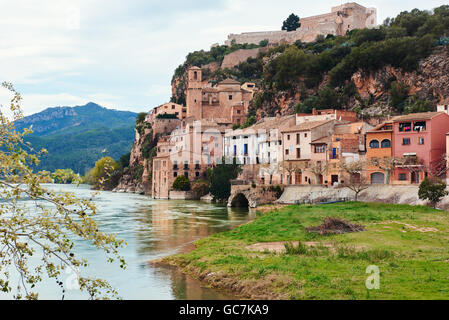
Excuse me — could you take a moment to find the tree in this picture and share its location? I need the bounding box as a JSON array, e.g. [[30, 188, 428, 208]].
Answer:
[[51, 168, 82, 184], [0, 82, 124, 299], [282, 13, 301, 32], [370, 157, 399, 184], [418, 177, 448, 208], [308, 160, 328, 185], [339, 161, 369, 201], [172, 175, 191, 191], [209, 158, 241, 201], [279, 161, 305, 184], [85, 156, 120, 190]]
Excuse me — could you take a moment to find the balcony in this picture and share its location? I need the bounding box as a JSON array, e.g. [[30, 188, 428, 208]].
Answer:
[[173, 165, 178, 170], [195, 164, 201, 170]]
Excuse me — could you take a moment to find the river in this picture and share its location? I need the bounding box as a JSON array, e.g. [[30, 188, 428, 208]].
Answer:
[[1, 184, 254, 300]]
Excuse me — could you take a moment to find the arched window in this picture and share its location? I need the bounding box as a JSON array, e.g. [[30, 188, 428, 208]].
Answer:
[[381, 139, 391, 148], [369, 139, 379, 148], [193, 71, 197, 80]]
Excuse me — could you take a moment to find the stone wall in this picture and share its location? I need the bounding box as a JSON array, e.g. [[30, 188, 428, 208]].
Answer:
[[152, 118, 181, 136], [225, 3, 376, 46], [168, 190, 197, 200], [221, 48, 263, 69], [278, 185, 449, 211]]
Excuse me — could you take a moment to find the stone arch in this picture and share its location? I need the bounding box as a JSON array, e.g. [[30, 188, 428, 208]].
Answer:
[[230, 193, 249, 207]]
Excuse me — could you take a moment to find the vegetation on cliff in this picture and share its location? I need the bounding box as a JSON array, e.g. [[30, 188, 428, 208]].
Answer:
[[172, 6, 449, 118], [163, 202, 449, 299]]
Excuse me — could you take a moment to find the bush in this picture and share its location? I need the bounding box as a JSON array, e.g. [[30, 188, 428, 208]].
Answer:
[[172, 175, 191, 191], [209, 157, 242, 201], [418, 177, 448, 208], [191, 180, 209, 198]]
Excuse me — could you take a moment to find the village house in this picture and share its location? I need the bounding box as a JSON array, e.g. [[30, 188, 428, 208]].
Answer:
[[281, 120, 335, 185], [391, 112, 449, 184], [186, 67, 255, 126], [146, 102, 186, 123], [323, 121, 372, 186], [152, 118, 230, 199], [296, 108, 357, 124], [437, 104, 449, 115], [365, 120, 394, 184], [223, 115, 296, 183]]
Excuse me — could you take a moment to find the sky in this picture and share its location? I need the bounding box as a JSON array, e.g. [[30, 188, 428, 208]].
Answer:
[[0, 0, 447, 116]]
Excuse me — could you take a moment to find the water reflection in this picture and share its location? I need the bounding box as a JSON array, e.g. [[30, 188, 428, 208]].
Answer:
[[1, 184, 253, 300]]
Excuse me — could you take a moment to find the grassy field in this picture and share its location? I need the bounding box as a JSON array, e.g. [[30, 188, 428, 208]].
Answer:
[[162, 202, 449, 300]]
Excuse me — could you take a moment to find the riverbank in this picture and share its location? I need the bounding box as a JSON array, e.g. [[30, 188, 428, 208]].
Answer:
[[161, 202, 449, 299]]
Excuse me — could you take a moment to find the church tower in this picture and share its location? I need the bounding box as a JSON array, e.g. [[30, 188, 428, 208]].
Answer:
[[186, 66, 202, 120]]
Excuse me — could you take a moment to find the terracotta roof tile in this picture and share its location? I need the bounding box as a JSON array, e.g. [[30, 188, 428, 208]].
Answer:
[[392, 112, 444, 122]]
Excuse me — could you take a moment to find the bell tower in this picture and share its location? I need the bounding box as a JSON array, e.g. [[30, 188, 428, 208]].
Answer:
[[186, 66, 202, 120]]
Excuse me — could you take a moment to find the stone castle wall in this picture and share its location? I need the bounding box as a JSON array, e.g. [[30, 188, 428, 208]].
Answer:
[[221, 48, 264, 69], [225, 2, 377, 46]]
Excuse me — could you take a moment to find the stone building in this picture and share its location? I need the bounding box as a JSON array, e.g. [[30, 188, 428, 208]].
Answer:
[[365, 120, 394, 184], [186, 66, 255, 126], [225, 2, 377, 46], [152, 118, 231, 199], [281, 120, 336, 185], [146, 102, 186, 123], [391, 112, 449, 184]]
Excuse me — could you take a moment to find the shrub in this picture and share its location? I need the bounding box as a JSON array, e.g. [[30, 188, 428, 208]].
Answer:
[[172, 175, 191, 191], [191, 180, 209, 197], [418, 177, 448, 208]]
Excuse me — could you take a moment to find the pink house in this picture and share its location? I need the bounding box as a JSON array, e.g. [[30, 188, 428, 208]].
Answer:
[[392, 112, 449, 184]]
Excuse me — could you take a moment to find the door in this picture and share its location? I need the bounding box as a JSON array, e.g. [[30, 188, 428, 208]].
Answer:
[[371, 172, 385, 184], [295, 173, 302, 185], [411, 172, 420, 184], [331, 175, 339, 185]]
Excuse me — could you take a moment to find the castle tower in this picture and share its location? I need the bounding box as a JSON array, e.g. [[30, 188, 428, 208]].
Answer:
[[186, 66, 202, 120]]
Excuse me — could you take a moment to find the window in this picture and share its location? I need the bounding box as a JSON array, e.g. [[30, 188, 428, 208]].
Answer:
[[418, 137, 425, 145], [193, 71, 197, 80], [413, 121, 426, 132], [402, 138, 411, 145], [184, 172, 188, 178], [315, 145, 326, 153], [172, 105, 175, 109], [173, 172, 177, 178], [369, 140, 379, 148], [381, 139, 391, 148], [399, 122, 412, 132], [229, 95, 233, 100], [304, 133, 307, 138], [399, 173, 407, 181], [296, 148, 301, 158], [285, 149, 289, 155], [287, 135, 290, 140], [296, 133, 300, 144], [237, 110, 241, 114], [195, 172, 200, 177]]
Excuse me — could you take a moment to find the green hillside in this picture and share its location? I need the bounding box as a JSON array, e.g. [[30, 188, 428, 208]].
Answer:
[[15, 102, 138, 175]]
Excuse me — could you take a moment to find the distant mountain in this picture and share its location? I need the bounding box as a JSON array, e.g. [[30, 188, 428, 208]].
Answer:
[[15, 102, 139, 175]]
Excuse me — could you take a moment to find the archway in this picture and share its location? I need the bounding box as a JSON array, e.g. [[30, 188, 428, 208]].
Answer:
[[230, 193, 249, 207]]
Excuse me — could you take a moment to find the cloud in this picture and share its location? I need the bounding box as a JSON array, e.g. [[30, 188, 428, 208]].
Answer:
[[0, 0, 448, 115]]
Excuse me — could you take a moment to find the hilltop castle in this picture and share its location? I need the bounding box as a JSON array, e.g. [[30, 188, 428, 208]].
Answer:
[[225, 2, 377, 46]]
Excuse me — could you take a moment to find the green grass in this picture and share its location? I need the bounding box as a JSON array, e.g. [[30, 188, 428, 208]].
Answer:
[[163, 202, 449, 300]]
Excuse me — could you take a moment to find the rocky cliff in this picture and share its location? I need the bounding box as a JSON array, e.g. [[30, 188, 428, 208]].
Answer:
[[114, 126, 154, 194]]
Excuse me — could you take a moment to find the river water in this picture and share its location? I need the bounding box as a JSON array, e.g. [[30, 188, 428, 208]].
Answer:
[[1, 184, 253, 300]]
